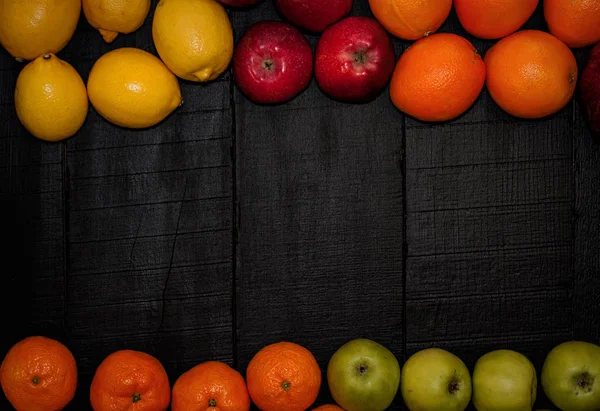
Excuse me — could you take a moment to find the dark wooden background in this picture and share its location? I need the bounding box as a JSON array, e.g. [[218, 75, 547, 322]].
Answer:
[[1, 1, 599, 409]]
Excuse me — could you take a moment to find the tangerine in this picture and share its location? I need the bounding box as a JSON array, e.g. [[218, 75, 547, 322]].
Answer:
[[368, 0, 452, 40], [312, 405, 345, 410], [544, 0, 600, 48], [246, 342, 322, 411], [485, 30, 578, 119], [172, 361, 250, 411], [90, 350, 171, 411], [389, 33, 486, 122], [0, 336, 77, 411], [454, 0, 539, 39]]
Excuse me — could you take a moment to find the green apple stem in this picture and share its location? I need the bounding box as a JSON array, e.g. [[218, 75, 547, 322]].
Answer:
[[448, 380, 460, 394]]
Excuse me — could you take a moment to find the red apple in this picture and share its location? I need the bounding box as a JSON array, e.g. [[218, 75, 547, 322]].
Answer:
[[217, 0, 261, 6], [580, 42, 600, 139], [315, 16, 396, 103], [233, 21, 313, 104], [275, 0, 353, 33]]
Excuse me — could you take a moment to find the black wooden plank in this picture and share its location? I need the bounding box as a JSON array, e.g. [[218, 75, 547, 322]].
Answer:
[[233, 2, 404, 408], [573, 48, 600, 343]]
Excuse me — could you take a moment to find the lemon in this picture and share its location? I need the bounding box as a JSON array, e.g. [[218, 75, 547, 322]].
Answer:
[[87, 48, 182, 129], [15, 54, 88, 142], [0, 0, 81, 61], [82, 0, 151, 43], [152, 0, 234, 82]]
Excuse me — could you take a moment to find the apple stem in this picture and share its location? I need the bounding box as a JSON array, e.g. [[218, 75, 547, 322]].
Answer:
[[357, 364, 368, 376], [448, 380, 459, 394], [354, 51, 368, 65]]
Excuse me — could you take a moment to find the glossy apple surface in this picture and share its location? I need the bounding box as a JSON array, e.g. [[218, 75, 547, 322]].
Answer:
[[233, 21, 313, 104], [275, 0, 353, 32], [473, 349, 537, 411], [402, 348, 472, 411], [327, 338, 400, 411], [542, 341, 600, 411], [315, 16, 395, 102]]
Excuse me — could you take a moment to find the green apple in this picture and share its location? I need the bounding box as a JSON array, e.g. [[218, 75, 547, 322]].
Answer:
[[327, 338, 401, 411], [401, 348, 472, 411], [541, 341, 600, 411], [473, 349, 537, 411]]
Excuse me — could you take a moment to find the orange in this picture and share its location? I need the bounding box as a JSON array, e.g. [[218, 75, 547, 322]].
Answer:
[[485, 29, 578, 119], [368, 0, 452, 40], [90, 350, 171, 411], [312, 405, 345, 410], [544, 0, 600, 48], [0, 336, 77, 411], [246, 342, 322, 411], [454, 0, 539, 39], [172, 361, 250, 411], [389, 33, 486, 122]]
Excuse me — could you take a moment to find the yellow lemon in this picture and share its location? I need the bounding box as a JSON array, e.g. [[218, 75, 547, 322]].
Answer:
[[15, 54, 88, 142], [82, 0, 151, 43], [152, 0, 234, 82], [87, 48, 182, 129], [0, 0, 81, 61]]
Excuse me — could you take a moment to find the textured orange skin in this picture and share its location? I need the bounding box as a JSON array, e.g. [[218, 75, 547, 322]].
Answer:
[[544, 0, 600, 48], [312, 405, 345, 410], [454, 0, 539, 39], [0, 336, 77, 411], [390, 33, 486, 122], [90, 350, 171, 411], [368, 0, 452, 40], [485, 30, 578, 119], [246, 342, 322, 411], [171, 361, 250, 411]]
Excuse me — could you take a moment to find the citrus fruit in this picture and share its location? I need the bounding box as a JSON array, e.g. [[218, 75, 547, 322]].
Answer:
[[15, 54, 88, 142], [152, 0, 234, 82], [454, 0, 539, 39], [172, 361, 251, 411], [544, 0, 600, 48], [87, 47, 182, 129], [0, 336, 78, 411], [368, 0, 452, 40], [0, 0, 80, 61], [246, 342, 322, 411], [389, 33, 486, 122], [312, 405, 345, 410], [82, 0, 151, 43], [485, 30, 578, 119], [90, 350, 171, 411]]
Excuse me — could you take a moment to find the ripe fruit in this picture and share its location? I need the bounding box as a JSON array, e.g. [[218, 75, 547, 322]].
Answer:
[[87, 47, 182, 129], [544, 0, 600, 49], [0, 0, 81, 61], [312, 405, 345, 410], [580, 42, 600, 139], [402, 348, 472, 411], [274, 0, 353, 33], [327, 339, 400, 411], [152, 0, 234, 82], [368, 0, 452, 40], [172, 361, 251, 411], [90, 350, 171, 411], [246, 342, 321, 411], [390, 33, 486, 122], [472, 350, 537, 411], [15, 54, 88, 142], [454, 0, 538, 39], [233, 21, 313, 104], [541, 341, 600, 411], [82, 0, 151, 43], [0, 336, 77, 411], [485, 30, 578, 119], [315, 16, 395, 103]]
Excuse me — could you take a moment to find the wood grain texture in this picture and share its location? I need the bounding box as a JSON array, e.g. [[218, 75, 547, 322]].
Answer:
[[232, 3, 404, 408]]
